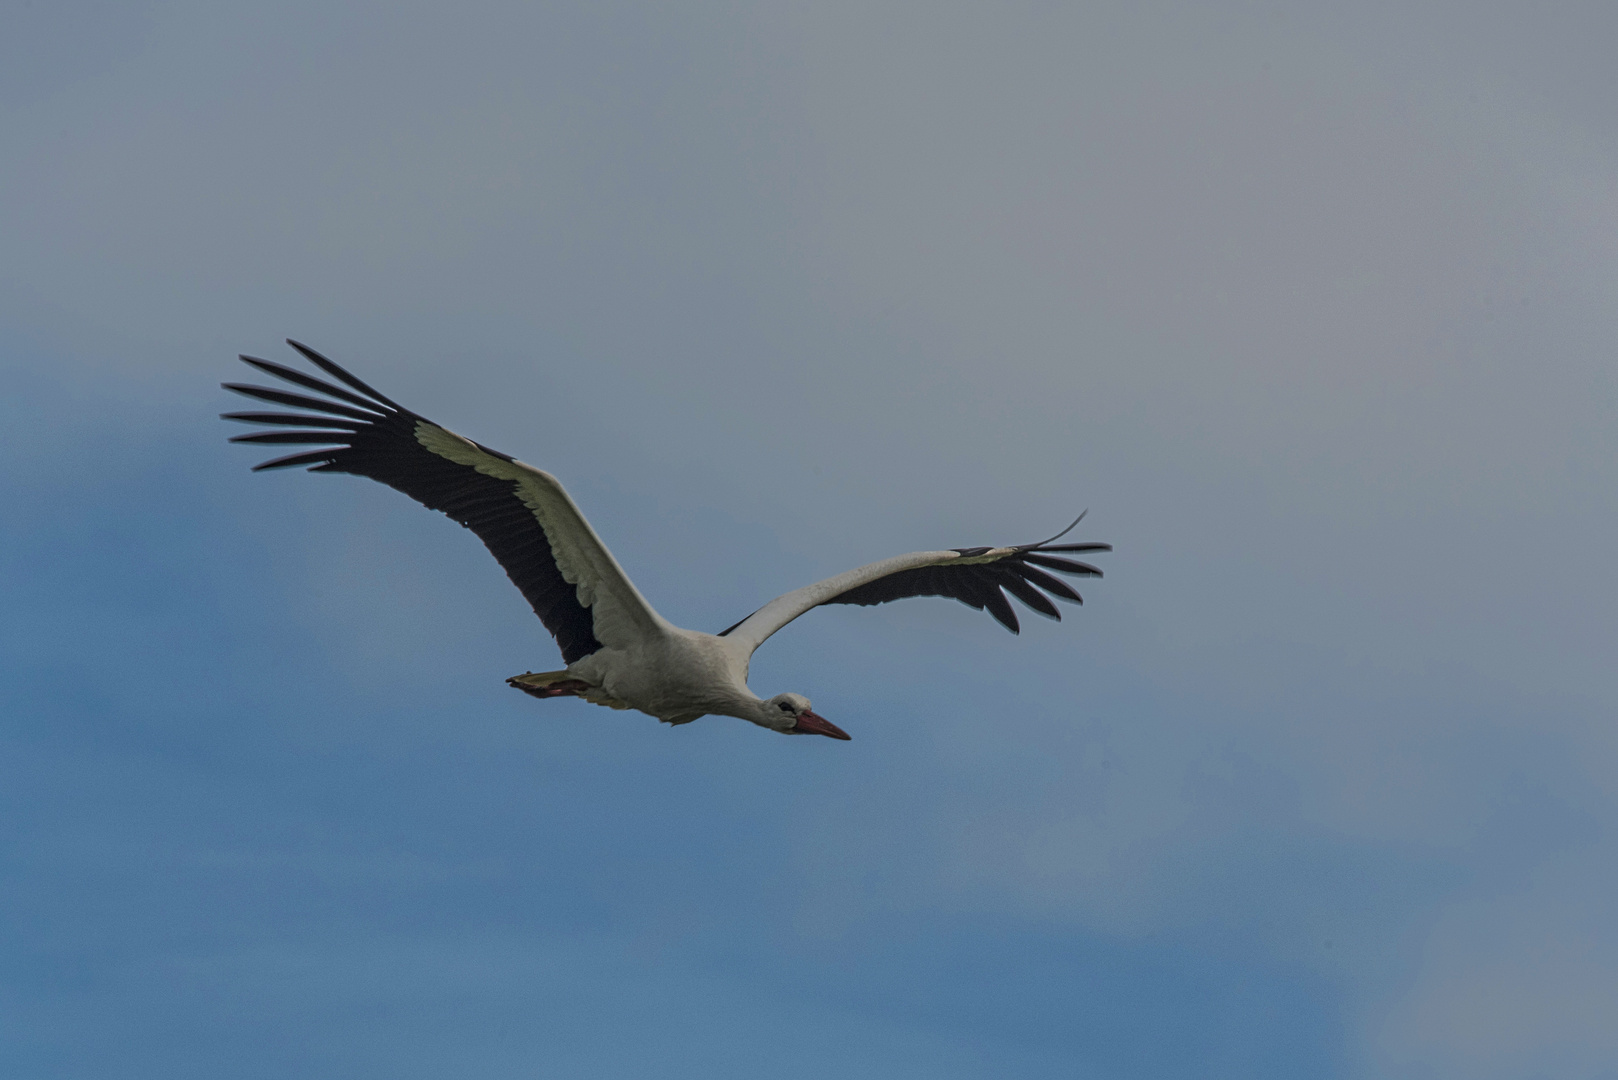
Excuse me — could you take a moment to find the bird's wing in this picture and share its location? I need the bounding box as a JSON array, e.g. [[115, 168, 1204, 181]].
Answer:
[[223, 340, 667, 663], [719, 518, 1109, 654]]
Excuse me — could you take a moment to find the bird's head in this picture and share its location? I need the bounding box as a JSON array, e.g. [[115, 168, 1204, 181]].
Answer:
[[761, 693, 851, 740]]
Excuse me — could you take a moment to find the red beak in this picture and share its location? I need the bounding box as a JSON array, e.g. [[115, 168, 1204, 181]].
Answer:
[[792, 709, 851, 740]]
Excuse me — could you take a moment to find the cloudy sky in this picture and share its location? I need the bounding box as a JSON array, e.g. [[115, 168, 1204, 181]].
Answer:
[[4, 2, 1617, 1076]]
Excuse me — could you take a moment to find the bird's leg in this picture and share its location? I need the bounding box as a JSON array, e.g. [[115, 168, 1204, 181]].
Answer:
[[506, 670, 593, 699]]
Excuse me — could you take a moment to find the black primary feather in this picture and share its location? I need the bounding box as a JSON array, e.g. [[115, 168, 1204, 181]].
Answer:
[[230, 432, 358, 445], [222, 383, 386, 421], [223, 342, 602, 664], [238, 355, 394, 414], [1020, 553, 1102, 576], [287, 338, 406, 410], [221, 411, 364, 430]]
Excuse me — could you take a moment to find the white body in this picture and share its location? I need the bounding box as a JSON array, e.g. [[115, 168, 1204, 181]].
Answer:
[[226, 342, 1104, 740], [424, 419, 977, 732]]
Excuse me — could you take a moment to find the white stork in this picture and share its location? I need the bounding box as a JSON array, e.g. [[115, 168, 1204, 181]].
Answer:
[[224, 341, 1109, 741]]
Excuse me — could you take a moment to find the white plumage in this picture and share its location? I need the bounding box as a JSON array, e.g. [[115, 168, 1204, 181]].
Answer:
[[224, 341, 1109, 741]]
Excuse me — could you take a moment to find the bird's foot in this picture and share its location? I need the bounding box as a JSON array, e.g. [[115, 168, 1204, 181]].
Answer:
[[506, 671, 593, 699]]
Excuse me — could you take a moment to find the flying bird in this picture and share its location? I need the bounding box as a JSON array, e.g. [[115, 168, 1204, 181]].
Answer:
[[223, 341, 1110, 741]]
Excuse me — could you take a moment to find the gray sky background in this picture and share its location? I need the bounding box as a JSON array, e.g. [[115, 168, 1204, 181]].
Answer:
[[3, 2, 1617, 1077]]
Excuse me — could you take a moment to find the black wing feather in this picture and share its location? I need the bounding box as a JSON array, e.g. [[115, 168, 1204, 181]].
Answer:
[[287, 338, 407, 410], [977, 581, 1021, 633], [223, 383, 388, 422], [1015, 565, 1084, 604], [222, 411, 364, 430], [238, 355, 396, 414], [813, 531, 1108, 634], [1021, 553, 1103, 576], [997, 572, 1061, 620], [252, 448, 353, 471], [230, 431, 359, 445], [224, 342, 602, 664]]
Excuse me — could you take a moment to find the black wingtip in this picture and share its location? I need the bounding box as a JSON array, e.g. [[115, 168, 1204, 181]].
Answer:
[[249, 448, 342, 471], [229, 431, 354, 445], [984, 588, 1021, 633], [1021, 553, 1104, 577], [285, 339, 405, 411], [237, 354, 392, 415], [220, 411, 363, 430], [222, 383, 388, 422]]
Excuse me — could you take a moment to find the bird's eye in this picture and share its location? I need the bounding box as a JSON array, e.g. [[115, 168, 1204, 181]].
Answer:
[[776, 701, 795, 714]]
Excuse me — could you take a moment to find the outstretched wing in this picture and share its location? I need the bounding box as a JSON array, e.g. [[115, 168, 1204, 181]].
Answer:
[[719, 518, 1109, 654], [223, 340, 667, 664]]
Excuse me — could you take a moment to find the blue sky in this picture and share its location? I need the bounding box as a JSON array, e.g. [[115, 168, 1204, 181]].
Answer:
[[4, 2, 1618, 1076]]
